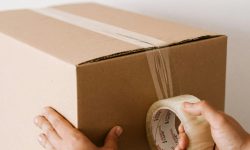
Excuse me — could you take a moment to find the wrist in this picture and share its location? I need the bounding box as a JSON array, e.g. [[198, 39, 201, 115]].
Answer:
[[242, 135, 250, 150], [247, 136, 250, 148]]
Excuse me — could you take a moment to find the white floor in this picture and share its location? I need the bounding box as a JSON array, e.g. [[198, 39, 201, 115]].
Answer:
[[1, 0, 250, 131]]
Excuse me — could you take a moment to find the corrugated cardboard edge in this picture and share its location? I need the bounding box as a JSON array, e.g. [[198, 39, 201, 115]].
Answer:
[[78, 35, 222, 65]]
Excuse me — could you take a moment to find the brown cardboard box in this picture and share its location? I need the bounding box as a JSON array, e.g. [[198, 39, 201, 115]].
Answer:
[[0, 3, 227, 150]]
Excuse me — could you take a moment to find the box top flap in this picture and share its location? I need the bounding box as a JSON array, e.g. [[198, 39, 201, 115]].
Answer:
[[0, 3, 219, 65]]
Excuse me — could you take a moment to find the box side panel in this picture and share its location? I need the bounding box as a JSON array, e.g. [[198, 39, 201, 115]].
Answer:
[[0, 33, 78, 150], [168, 36, 227, 110], [77, 53, 157, 150], [76, 36, 226, 150]]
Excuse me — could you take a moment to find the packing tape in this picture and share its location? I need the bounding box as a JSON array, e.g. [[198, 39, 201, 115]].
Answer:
[[32, 8, 166, 48], [146, 49, 174, 99], [146, 95, 214, 150]]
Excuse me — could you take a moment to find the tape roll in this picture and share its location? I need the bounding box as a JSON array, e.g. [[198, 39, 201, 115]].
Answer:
[[146, 95, 214, 150]]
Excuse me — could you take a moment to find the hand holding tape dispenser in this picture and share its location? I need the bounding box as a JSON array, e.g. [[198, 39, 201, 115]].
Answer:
[[146, 95, 214, 150]]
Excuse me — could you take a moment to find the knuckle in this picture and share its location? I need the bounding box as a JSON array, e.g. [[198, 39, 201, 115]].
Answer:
[[216, 112, 227, 125], [200, 101, 208, 108], [45, 128, 53, 136], [70, 132, 84, 143], [46, 127, 55, 137], [52, 117, 63, 128], [43, 124, 54, 135], [40, 117, 47, 123]]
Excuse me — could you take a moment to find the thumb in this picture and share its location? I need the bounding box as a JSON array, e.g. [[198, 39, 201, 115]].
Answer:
[[103, 126, 123, 150], [183, 101, 224, 128]]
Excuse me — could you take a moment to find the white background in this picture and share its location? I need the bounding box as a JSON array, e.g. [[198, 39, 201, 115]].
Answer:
[[1, 0, 250, 131]]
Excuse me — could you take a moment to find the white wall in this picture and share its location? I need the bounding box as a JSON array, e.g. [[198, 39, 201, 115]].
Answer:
[[1, 0, 250, 131]]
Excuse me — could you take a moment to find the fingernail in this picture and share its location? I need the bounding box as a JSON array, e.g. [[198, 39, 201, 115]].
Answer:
[[34, 117, 39, 125], [183, 102, 192, 108], [115, 126, 123, 136], [38, 135, 43, 142], [42, 106, 50, 115]]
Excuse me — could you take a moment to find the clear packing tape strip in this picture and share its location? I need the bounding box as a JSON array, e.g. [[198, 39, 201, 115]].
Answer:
[[31, 8, 214, 149], [146, 95, 214, 150]]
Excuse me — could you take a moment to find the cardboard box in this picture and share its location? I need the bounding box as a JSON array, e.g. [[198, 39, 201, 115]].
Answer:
[[0, 3, 227, 150]]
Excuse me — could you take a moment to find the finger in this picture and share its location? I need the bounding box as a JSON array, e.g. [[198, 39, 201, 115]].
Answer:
[[175, 146, 186, 150], [183, 101, 226, 128], [103, 126, 123, 150], [38, 133, 56, 150], [34, 115, 61, 145], [177, 124, 189, 149], [174, 145, 182, 150], [42, 107, 76, 137], [178, 132, 188, 149], [178, 124, 185, 133]]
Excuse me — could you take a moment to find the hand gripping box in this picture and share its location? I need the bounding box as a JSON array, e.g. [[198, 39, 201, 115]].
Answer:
[[0, 3, 227, 150]]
